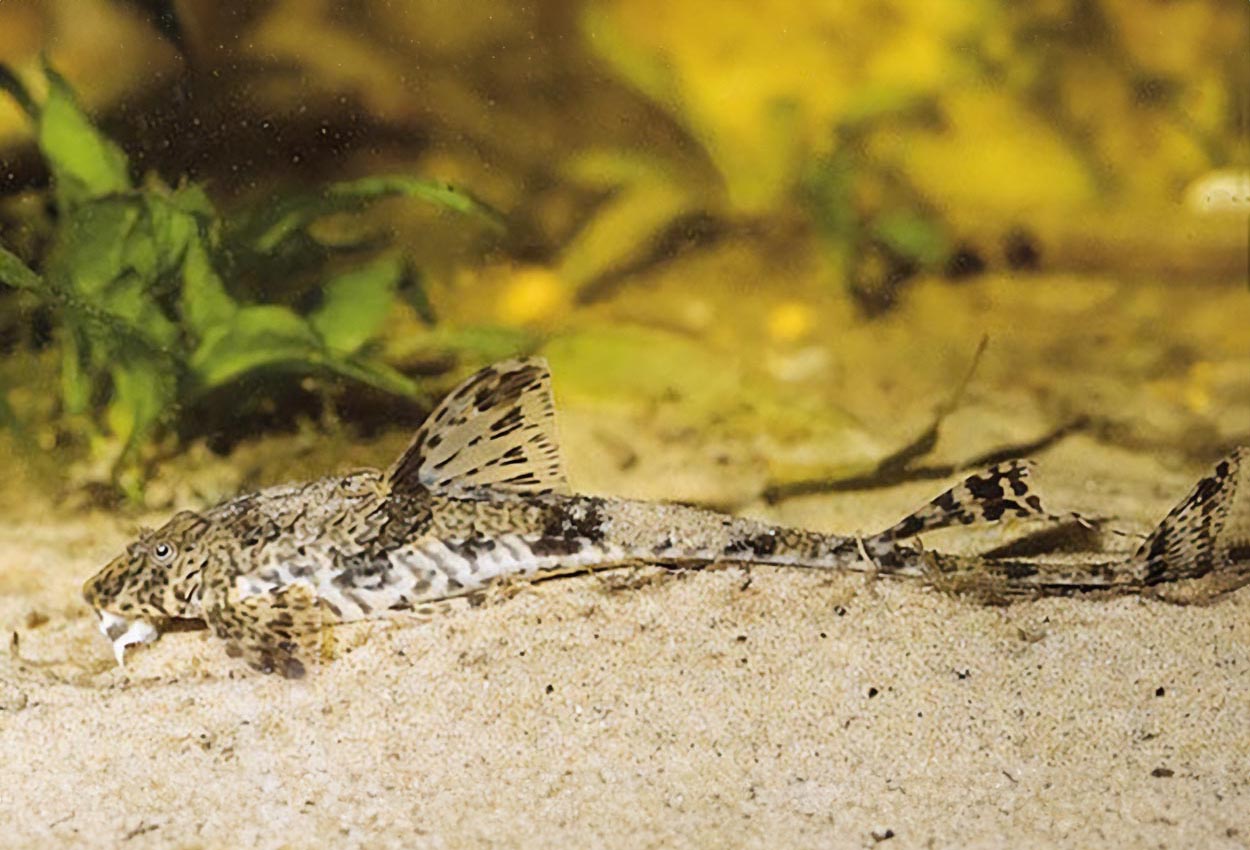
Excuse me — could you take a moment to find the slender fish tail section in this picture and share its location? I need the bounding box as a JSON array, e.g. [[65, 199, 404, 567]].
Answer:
[[600, 498, 868, 572], [630, 458, 1061, 576]]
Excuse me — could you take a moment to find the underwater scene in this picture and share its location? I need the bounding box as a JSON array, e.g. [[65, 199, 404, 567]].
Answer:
[[1, 1, 1248, 847]]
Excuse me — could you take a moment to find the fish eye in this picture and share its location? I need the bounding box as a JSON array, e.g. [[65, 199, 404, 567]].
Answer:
[[152, 542, 176, 564]]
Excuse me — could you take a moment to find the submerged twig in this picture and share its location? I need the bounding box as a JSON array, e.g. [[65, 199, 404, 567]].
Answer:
[[762, 336, 1087, 503]]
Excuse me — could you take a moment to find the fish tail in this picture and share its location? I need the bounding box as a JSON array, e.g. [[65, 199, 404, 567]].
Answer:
[[1124, 447, 1250, 592], [918, 447, 1250, 600]]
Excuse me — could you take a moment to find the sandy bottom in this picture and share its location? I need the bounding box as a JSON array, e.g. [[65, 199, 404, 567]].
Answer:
[[2, 273, 1249, 849], [3, 460, 1248, 850]]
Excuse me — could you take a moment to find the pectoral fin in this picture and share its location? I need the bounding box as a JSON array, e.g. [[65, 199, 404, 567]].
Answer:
[[204, 581, 328, 678]]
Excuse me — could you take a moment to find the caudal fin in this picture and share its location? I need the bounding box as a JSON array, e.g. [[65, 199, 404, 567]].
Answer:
[[1130, 447, 1250, 587], [868, 459, 1050, 549]]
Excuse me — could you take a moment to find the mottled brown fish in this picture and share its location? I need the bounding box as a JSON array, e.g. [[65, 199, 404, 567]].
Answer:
[[83, 358, 1250, 677]]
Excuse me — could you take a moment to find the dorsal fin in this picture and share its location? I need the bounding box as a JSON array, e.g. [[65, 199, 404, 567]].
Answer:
[[867, 459, 1049, 547], [1130, 447, 1250, 585], [388, 357, 570, 497]]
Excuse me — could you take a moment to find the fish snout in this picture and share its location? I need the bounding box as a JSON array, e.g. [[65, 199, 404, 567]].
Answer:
[[95, 610, 159, 666]]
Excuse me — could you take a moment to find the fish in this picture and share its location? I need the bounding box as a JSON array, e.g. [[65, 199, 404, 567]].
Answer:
[[82, 357, 1250, 677]]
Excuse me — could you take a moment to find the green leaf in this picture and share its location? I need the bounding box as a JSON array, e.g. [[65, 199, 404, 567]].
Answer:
[[343, 176, 502, 224], [310, 255, 405, 354], [0, 244, 44, 292], [60, 331, 93, 416], [138, 189, 235, 336], [37, 67, 131, 207], [190, 306, 325, 389], [46, 188, 230, 351], [106, 358, 176, 452], [50, 198, 144, 298], [190, 304, 418, 397], [321, 355, 418, 397], [167, 181, 218, 222], [180, 238, 237, 335], [141, 192, 199, 264], [47, 198, 180, 350], [239, 175, 505, 255]]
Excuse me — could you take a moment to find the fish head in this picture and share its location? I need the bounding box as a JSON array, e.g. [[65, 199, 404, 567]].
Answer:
[[83, 510, 213, 666]]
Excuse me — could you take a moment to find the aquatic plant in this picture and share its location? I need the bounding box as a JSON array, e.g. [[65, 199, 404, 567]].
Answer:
[[0, 66, 502, 492]]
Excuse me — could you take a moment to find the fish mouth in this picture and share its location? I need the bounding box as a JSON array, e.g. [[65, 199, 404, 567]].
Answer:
[[96, 610, 159, 667]]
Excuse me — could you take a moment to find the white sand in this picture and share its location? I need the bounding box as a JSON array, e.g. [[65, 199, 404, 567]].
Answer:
[[2, 473, 1247, 849]]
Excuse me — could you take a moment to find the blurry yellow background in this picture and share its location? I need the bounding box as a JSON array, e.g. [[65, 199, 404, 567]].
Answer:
[[2, 0, 1244, 288], [0, 0, 1246, 498]]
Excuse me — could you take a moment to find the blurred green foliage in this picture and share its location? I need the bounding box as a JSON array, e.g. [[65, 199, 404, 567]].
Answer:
[[568, 0, 1243, 308], [0, 66, 500, 491], [4, 0, 1237, 322]]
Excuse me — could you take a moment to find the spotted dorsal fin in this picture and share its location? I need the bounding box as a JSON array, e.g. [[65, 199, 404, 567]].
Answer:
[[388, 357, 569, 497], [1130, 447, 1250, 585]]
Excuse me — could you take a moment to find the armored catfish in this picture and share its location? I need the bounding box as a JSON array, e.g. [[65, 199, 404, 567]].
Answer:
[[83, 358, 1250, 677]]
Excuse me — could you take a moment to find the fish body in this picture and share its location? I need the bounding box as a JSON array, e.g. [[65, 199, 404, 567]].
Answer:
[[83, 358, 1250, 676]]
